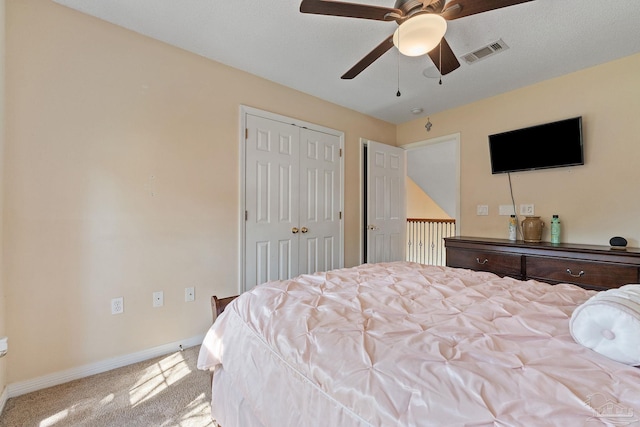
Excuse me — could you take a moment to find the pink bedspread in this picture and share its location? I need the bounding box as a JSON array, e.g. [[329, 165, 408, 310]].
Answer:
[[198, 262, 640, 426]]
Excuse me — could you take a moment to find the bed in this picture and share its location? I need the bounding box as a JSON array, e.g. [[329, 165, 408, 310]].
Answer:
[[197, 261, 640, 426]]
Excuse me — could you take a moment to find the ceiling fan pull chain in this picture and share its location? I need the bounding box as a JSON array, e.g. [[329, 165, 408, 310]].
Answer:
[[439, 41, 443, 85], [396, 63, 401, 96], [396, 32, 401, 97]]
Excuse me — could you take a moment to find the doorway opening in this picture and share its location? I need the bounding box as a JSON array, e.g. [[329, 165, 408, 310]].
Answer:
[[401, 133, 460, 265]]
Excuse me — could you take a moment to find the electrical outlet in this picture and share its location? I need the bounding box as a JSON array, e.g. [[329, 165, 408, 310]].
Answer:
[[476, 205, 489, 216], [520, 204, 535, 215], [185, 287, 195, 302], [153, 291, 164, 308], [111, 297, 124, 315]]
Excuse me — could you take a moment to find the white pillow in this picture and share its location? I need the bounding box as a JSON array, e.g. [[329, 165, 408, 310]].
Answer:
[[570, 284, 640, 366]]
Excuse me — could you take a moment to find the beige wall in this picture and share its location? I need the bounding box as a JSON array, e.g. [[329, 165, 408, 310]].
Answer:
[[406, 177, 450, 219], [4, 1, 395, 384], [0, 0, 6, 402], [398, 53, 640, 246]]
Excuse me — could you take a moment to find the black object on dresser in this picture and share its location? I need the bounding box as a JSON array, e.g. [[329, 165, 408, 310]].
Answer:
[[444, 236, 640, 291]]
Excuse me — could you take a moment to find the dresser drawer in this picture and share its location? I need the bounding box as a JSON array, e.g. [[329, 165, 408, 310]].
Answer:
[[447, 248, 522, 278], [526, 256, 639, 289]]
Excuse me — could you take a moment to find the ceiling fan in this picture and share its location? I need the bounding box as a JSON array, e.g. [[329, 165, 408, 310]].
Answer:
[[300, 0, 534, 79]]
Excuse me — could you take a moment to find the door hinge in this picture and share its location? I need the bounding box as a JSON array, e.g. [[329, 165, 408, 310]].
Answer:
[[245, 210, 248, 221], [245, 128, 248, 139], [339, 148, 343, 157], [340, 211, 343, 220]]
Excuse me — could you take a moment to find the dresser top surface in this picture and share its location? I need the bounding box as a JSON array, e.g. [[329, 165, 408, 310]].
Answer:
[[445, 236, 640, 257]]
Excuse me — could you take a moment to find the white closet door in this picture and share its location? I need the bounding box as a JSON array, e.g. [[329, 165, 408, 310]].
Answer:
[[366, 140, 406, 263], [298, 128, 341, 275], [245, 115, 300, 291]]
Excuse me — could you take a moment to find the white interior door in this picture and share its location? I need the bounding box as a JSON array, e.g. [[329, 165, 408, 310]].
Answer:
[[245, 114, 300, 290], [366, 140, 406, 263], [299, 128, 342, 275]]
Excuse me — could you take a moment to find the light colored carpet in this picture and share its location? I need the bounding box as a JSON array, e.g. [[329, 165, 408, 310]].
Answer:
[[0, 345, 215, 427]]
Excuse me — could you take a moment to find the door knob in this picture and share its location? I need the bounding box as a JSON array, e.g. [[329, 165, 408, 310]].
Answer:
[[367, 225, 378, 231], [301, 227, 309, 233], [292, 227, 299, 234]]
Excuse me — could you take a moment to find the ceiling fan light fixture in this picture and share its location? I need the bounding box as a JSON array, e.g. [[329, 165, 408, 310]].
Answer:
[[393, 14, 447, 57]]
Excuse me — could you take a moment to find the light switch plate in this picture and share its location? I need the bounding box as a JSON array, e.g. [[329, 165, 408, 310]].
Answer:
[[499, 205, 516, 216]]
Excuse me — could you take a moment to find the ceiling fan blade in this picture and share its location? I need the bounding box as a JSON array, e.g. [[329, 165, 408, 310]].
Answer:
[[341, 35, 395, 79], [427, 37, 460, 75], [441, 0, 534, 20], [300, 0, 402, 21]]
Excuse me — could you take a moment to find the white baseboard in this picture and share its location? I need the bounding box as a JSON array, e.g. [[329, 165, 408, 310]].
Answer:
[[6, 334, 205, 399], [0, 386, 7, 415]]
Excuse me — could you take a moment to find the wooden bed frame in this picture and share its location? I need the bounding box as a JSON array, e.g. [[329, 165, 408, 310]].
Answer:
[[210, 295, 239, 323]]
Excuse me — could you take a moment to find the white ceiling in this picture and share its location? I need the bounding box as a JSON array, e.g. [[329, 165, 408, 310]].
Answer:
[[52, 0, 640, 124]]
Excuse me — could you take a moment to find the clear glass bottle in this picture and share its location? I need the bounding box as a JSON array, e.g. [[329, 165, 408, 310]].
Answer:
[[508, 215, 517, 241], [550, 214, 561, 244]]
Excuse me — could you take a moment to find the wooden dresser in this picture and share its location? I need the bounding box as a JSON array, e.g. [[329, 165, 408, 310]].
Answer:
[[444, 236, 640, 291]]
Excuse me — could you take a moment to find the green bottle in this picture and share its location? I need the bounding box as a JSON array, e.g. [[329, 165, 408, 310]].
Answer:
[[550, 215, 561, 244]]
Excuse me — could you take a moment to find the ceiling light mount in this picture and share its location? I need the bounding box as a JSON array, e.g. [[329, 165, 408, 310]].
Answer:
[[393, 14, 447, 57]]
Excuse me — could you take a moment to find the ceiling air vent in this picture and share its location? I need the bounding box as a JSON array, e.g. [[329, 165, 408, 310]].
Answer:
[[461, 39, 509, 65]]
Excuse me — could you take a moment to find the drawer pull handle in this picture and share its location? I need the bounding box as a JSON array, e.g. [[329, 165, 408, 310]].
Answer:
[[566, 269, 585, 278], [476, 258, 489, 265]]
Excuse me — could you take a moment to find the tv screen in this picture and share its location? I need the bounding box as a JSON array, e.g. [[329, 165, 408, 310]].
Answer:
[[488, 117, 584, 174]]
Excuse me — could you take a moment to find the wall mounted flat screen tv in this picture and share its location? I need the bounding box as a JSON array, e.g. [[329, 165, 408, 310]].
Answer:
[[488, 116, 584, 174]]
